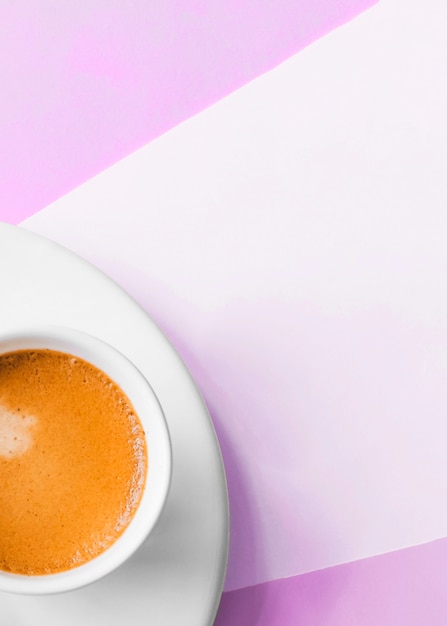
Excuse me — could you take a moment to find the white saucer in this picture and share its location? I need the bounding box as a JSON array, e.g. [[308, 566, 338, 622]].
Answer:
[[0, 223, 229, 626]]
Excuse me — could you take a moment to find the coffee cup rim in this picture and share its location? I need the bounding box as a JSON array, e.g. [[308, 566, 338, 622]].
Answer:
[[0, 325, 172, 594]]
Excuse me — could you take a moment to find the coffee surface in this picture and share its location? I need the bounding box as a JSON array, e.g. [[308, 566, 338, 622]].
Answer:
[[0, 349, 147, 575]]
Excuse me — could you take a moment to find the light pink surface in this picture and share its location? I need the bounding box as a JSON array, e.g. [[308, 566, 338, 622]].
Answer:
[[0, 0, 376, 224], [216, 538, 447, 625]]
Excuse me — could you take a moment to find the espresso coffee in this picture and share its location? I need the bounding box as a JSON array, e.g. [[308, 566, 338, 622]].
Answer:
[[0, 349, 147, 576]]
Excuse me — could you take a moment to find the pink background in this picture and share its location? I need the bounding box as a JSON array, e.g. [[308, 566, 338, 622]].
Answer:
[[216, 538, 447, 625], [4, 0, 447, 624], [0, 0, 375, 223]]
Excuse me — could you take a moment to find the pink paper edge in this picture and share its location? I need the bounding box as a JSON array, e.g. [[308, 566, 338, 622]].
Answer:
[[215, 537, 447, 625], [2, 0, 378, 225]]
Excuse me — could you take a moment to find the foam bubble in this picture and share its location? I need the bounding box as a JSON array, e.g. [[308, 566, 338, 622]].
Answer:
[[0, 405, 37, 458]]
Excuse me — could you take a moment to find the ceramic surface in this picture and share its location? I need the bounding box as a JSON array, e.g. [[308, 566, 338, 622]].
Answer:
[[0, 223, 228, 626]]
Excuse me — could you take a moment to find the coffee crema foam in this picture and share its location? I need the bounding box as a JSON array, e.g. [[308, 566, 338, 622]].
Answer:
[[0, 349, 147, 575]]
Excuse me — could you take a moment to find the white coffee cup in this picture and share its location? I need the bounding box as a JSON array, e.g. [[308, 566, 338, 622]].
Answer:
[[0, 326, 172, 595]]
